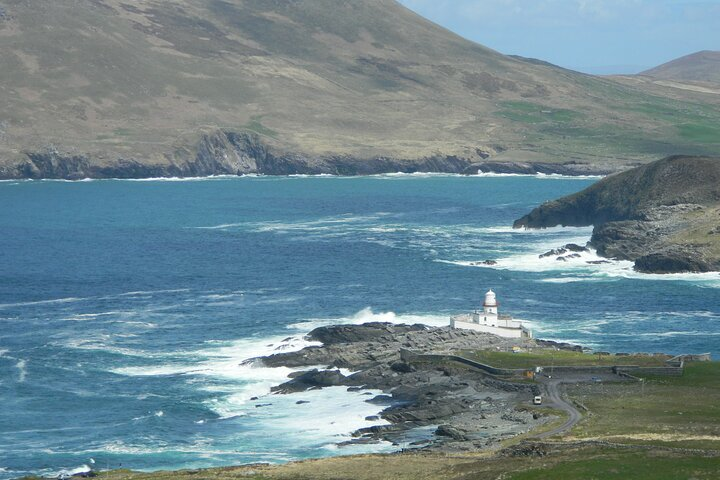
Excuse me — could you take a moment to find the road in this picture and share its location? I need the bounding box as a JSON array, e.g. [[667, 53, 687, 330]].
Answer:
[[531, 378, 582, 439]]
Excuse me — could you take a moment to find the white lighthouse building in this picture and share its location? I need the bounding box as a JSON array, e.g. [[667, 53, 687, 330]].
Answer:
[[450, 289, 531, 339]]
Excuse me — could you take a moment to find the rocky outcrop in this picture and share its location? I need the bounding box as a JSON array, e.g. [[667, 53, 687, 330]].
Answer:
[[306, 322, 426, 345], [514, 155, 720, 273], [272, 369, 348, 394], [2, 131, 618, 180], [251, 322, 547, 451]]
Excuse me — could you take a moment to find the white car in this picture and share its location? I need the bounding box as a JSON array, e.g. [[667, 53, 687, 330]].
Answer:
[[533, 395, 543, 405]]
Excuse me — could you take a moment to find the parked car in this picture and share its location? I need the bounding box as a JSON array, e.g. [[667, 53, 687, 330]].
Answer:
[[533, 395, 543, 405]]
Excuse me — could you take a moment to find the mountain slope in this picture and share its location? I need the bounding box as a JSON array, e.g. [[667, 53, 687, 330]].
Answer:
[[642, 51, 720, 85], [0, 0, 719, 178]]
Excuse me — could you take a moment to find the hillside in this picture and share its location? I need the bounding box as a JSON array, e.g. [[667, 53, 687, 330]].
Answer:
[[642, 50, 720, 85], [1, 1, 720, 178], [513, 155, 720, 273]]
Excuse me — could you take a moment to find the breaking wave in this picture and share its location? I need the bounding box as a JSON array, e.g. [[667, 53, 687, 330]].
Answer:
[[287, 307, 449, 331]]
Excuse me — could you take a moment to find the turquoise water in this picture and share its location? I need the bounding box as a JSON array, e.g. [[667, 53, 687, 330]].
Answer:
[[1, 174, 719, 477]]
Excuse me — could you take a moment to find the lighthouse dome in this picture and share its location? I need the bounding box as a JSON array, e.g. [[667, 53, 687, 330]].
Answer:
[[483, 289, 497, 307]]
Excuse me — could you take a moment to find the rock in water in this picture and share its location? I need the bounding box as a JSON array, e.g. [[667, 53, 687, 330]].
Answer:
[[271, 369, 347, 393]]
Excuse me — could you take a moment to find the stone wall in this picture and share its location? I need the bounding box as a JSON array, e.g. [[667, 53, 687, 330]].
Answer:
[[400, 349, 529, 376], [614, 365, 685, 376]]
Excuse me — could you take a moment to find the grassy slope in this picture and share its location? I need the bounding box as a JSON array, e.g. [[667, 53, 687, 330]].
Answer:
[[1, 0, 719, 170], [641, 50, 720, 85]]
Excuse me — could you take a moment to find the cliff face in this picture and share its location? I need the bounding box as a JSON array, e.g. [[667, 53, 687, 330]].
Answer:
[[513, 156, 720, 273], [1, 132, 617, 180]]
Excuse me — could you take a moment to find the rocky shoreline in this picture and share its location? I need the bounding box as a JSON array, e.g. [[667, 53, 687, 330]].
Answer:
[[0, 132, 619, 180], [514, 155, 720, 274], [247, 322, 562, 453]]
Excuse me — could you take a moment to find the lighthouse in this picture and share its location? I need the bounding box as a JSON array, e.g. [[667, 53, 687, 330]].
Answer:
[[483, 289, 498, 315], [450, 289, 532, 339]]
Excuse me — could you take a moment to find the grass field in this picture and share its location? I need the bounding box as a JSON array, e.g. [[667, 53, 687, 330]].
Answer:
[[568, 362, 720, 450], [26, 447, 719, 480], [460, 349, 669, 369]]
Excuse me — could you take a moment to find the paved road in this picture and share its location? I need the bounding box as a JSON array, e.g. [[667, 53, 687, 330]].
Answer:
[[531, 379, 582, 439]]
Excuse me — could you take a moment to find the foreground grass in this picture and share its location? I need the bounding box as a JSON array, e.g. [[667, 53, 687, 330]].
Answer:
[[509, 450, 720, 480], [460, 349, 668, 369], [29, 447, 719, 480], [568, 363, 720, 449]]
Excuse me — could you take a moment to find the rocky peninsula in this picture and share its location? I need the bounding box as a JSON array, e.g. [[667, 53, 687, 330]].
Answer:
[[247, 322, 561, 452], [513, 155, 720, 273]]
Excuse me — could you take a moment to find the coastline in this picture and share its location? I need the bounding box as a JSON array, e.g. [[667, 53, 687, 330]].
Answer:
[[16, 319, 720, 480], [244, 322, 580, 454], [0, 171, 606, 183], [1, 135, 621, 180]]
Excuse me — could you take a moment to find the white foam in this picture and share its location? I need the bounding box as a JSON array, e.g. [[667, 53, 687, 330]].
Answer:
[[79, 439, 292, 458], [16, 359, 27, 383], [288, 307, 447, 331], [111, 334, 321, 414], [0, 297, 84, 309], [121, 175, 240, 182], [475, 171, 603, 180], [259, 387, 390, 438], [54, 465, 92, 478], [540, 276, 606, 283], [441, 227, 720, 287], [116, 289, 190, 296]]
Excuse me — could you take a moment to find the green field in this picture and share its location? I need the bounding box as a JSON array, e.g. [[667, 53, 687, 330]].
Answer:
[[460, 349, 669, 369], [568, 362, 720, 449]]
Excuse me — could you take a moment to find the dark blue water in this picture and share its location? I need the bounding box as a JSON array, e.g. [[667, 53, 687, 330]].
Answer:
[[1, 174, 719, 477]]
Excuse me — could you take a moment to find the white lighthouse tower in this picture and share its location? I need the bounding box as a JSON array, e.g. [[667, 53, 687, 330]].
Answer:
[[450, 289, 531, 339], [483, 289, 498, 315]]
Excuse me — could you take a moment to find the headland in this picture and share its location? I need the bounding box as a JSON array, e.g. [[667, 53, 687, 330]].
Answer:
[[30, 318, 720, 480]]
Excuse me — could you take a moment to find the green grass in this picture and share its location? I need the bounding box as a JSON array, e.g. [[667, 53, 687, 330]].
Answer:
[[568, 363, 720, 449], [35, 448, 720, 480], [678, 123, 720, 143], [460, 349, 668, 369], [243, 117, 278, 139], [497, 101, 583, 124], [641, 361, 720, 388], [113, 128, 133, 136], [509, 451, 720, 480]]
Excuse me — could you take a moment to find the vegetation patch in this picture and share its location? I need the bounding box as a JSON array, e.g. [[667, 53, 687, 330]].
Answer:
[[460, 349, 668, 369], [243, 117, 279, 138], [497, 101, 583, 124], [568, 362, 720, 449], [508, 451, 720, 480], [678, 123, 720, 143]]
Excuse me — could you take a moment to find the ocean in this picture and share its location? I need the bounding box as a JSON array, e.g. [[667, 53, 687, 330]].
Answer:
[[1, 174, 719, 478]]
